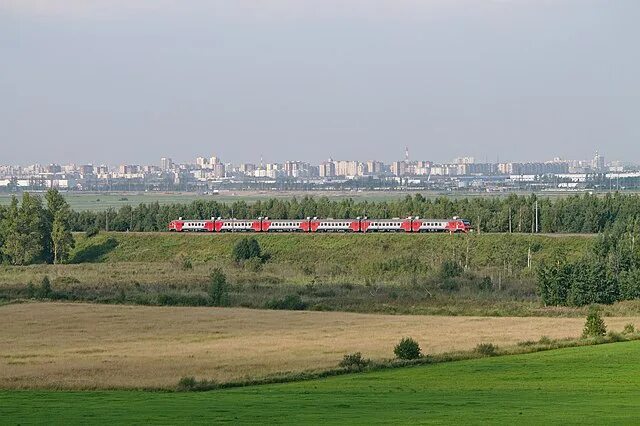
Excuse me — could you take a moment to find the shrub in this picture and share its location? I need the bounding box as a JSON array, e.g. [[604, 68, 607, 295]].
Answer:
[[36, 276, 52, 299], [26, 282, 36, 299], [606, 331, 626, 343], [538, 335, 552, 345], [117, 288, 126, 304], [157, 292, 210, 307], [439, 278, 460, 292], [582, 307, 607, 338], [440, 260, 463, 279], [475, 343, 497, 356], [177, 376, 219, 392], [478, 276, 493, 291], [208, 268, 229, 307], [623, 323, 635, 335], [85, 227, 99, 238], [266, 294, 307, 311], [232, 237, 262, 263], [177, 376, 197, 391], [394, 337, 422, 360], [339, 352, 370, 369]]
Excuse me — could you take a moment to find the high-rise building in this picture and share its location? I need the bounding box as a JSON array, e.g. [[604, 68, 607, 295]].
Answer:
[[196, 157, 208, 168], [160, 157, 173, 171], [366, 161, 383, 175], [592, 151, 605, 171], [212, 163, 225, 178], [334, 160, 360, 177], [319, 161, 336, 177], [391, 161, 407, 177]]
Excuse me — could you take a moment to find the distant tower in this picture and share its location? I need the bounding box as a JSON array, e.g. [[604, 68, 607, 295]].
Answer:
[[260, 154, 264, 169], [405, 146, 409, 162]]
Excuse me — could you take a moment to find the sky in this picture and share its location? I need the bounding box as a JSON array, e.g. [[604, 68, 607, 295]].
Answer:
[[1, 0, 639, 166]]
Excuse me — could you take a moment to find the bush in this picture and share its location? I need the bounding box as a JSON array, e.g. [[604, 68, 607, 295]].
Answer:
[[538, 336, 552, 345], [232, 237, 262, 263], [440, 260, 463, 279], [478, 276, 493, 291], [475, 343, 497, 356], [339, 352, 370, 369], [439, 278, 460, 292], [156, 292, 210, 307], [582, 307, 607, 338], [623, 323, 635, 334], [266, 294, 307, 311], [208, 268, 229, 307], [606, 331, 626, 343], [394, 337, 422, 360], [85, 227, 100, 238], [177, 376, 197, 390], [36, 276, 52, 299]]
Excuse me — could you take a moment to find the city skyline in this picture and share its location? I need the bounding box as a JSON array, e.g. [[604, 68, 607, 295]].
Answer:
[[0, 148, 623, 169]]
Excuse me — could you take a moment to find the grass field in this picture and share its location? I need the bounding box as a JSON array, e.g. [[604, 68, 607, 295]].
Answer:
[[1, 341, 639, 424], [1, 302, 637, 390]]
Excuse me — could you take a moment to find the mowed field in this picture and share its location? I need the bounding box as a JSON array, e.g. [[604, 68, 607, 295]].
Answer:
[[2, 341, 640, 424], [2, 302, 638, 390]]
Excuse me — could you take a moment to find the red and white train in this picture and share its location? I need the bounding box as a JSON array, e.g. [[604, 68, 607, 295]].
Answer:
[[168, 217, 471, 233]]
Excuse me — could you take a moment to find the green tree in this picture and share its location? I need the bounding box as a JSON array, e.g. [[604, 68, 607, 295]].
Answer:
[[1, 193, 46, 265], [46, 189, 75, 263], [582, 307, 607, 338], [208, 268, 229, 306], [394, 337, 422, 360], [232, 237, 262, 263], [51, 213, 74, 264]]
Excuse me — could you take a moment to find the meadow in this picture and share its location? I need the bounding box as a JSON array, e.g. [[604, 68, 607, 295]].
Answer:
[[2, 340, 639, 424], [0, 302, 637, 390]]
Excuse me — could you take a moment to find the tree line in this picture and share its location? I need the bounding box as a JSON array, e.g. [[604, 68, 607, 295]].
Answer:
[[63, 192, 640, 234], [0, 190, 74, 265], [537, 231, 640, 306]]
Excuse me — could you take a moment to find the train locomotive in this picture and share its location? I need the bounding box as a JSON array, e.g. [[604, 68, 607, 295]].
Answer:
[[168, 217, 471, 233]]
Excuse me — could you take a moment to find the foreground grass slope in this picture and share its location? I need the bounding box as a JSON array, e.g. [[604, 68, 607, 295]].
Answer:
[[2, 341, 639, 424]]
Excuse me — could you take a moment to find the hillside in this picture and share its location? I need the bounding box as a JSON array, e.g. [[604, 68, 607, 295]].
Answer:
[[0, 232, 607, 316], [2, 341, 639, 423]]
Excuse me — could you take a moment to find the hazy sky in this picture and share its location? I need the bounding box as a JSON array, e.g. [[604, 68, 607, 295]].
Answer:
[[2, 0, 639, 165]]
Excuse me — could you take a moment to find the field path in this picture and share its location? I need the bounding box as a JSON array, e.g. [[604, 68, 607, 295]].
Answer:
[[2, 302, 638, 390]]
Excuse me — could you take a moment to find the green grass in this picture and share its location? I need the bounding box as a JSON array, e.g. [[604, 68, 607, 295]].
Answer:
[[1, 341, 639, 424], [0, 232, 607, 317], [68, 231, 592, 266]]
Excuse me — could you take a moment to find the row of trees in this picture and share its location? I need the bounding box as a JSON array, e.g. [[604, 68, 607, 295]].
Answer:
[[0, 190, 74, 265], [65, 192, 640, 234], [537, 232, 640, 306]]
